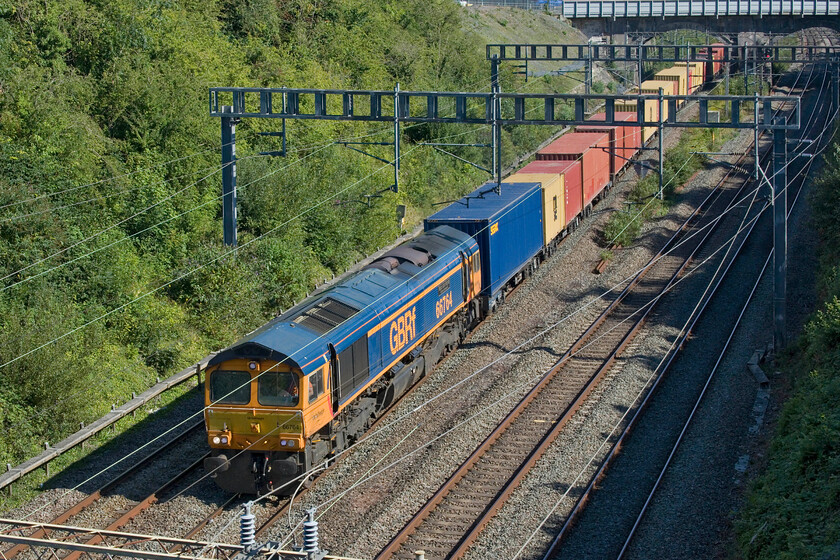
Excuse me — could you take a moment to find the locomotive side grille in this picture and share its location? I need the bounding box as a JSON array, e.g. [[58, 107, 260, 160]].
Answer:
[[293, 298, 358, 334]]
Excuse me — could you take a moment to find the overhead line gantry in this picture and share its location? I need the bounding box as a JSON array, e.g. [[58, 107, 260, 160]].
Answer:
[[210, 36, 830, 357]]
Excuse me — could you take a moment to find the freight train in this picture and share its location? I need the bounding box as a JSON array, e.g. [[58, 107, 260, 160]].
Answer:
[[203, 49, 726, 495]]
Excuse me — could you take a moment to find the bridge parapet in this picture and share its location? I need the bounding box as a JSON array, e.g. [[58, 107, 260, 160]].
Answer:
[[562, 0, 840, 19], [486, 43, 840, 63]]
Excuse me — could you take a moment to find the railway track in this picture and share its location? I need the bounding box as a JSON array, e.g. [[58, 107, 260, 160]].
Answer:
[[255, 45, 794, 557], [374, 108, 767, 560], [7, 31, 830, 560], [373, 29, 836, 558], [2, 419, 206, 559], [540, 28, 835, 560], [595, 30, 837, 560]]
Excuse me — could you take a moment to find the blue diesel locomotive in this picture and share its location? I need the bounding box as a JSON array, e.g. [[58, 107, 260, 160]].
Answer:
[[204, 225, 481, 494]]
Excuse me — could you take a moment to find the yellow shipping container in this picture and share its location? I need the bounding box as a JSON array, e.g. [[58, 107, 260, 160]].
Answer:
[[674, 61, 705, 93], [654, 68, 687, 96], [640, 80, 675, 95], [507, 172, 566, 245], [616, 89, 660, 144], [640, 80, 675, 122], [641, 100, 659, 143]]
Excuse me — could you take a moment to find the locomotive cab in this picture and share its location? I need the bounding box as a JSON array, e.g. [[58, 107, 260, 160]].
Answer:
[[204, 355, 328, 495]]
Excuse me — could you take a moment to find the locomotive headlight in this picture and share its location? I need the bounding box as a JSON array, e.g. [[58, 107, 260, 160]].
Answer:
[[248, 361, 259, 371], [280, 440, 287, 446], [221, 436, 229, 444], [212, 436, 221, 444]]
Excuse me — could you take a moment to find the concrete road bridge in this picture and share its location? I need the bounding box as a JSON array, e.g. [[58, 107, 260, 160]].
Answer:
[[466, 0, 840, 37]]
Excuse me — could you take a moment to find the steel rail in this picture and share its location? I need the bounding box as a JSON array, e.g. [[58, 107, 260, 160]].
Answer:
[[170, 493, 242, 552], [449, 131, 758, 560], [375, 101, 757, 560], [251, 345, 449, 544], [61, 452, 209, 560], [543, 28, 828, 559], [543, 160, 766, 559], [614, 217, 771, 560], [612, 36, 832, 559], [2, 419, 205, 559]]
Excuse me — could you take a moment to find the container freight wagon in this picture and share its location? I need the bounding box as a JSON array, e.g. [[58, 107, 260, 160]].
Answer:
[[425, 182, 544, 312], [506, 170, 565, 246], [537, 131, 612, 208], [578, 112, 642, 177], [519, 160, 584, 229], [674, 61, 705, 93], [614, 91, 660, 144]]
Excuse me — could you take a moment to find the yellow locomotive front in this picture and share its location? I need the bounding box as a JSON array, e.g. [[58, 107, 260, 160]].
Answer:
[[204, 356, 331, 494]]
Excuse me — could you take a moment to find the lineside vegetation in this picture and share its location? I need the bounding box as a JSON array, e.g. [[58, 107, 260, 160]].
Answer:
[[0, 0, 577, 483]]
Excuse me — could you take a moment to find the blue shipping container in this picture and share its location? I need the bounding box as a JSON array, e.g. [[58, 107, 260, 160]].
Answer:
[[424, 182, 544, 307]]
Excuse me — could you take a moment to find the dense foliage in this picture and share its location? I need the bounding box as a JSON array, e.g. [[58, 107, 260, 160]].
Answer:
[[735, 130, 840, 558], [0, 0, 567, 469]]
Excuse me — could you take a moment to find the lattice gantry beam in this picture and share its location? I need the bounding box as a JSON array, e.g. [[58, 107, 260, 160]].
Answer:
[[209, 88, 800, 130], [485, 43, 840, 63]]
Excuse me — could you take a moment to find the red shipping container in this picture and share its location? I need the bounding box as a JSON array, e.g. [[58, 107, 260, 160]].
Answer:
[[576, 122, 617, 178], [519, 160, 583, 227], [536, 132, 611, 208], [711, 44, 725, 75], [578, 112, 641, 177]]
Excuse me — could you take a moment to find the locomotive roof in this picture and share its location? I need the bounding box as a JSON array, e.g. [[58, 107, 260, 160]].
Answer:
[[208, 226, 475, 375]]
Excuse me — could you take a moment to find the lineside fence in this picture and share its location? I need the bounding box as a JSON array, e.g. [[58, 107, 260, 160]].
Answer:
[[0, 356, 213, 492]]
